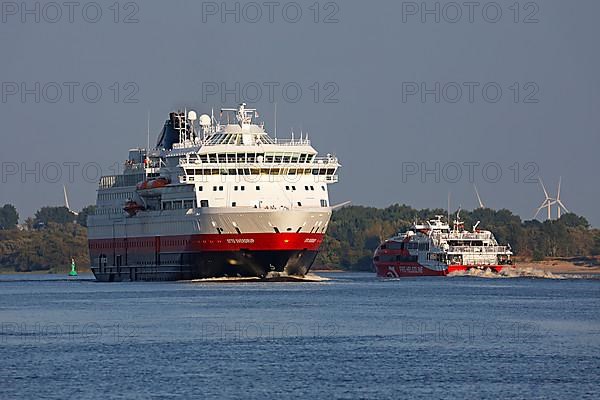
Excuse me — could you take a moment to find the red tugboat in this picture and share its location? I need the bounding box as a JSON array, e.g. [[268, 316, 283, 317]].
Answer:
[[373, 212, 513, 278]]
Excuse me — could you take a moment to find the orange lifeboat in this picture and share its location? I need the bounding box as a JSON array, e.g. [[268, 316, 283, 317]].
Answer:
[[136, 177, 170, 190], [136, 181, 148, 190], [148, 177, 170, 189]]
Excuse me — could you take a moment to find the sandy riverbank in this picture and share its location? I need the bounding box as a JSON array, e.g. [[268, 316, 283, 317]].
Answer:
[[513, 258, 600, 275]]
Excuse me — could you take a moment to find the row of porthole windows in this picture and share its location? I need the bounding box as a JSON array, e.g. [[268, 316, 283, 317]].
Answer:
[[197, 185, 323, 192], [287, 185, 326, 191], [199, 186, 261, 192]]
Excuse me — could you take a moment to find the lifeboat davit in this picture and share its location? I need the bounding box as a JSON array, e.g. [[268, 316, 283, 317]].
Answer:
[[123, 201, 145, 216]]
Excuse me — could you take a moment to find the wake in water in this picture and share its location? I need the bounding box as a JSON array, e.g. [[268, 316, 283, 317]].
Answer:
[[447, 267, 583, 280], [191, 272, 330, 283]]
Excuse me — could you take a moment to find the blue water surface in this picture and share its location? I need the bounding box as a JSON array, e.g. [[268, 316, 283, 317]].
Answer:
[[1, 272, 599, 399]]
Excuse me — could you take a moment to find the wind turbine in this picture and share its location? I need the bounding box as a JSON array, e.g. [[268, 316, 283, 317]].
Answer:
[[555, 176, 570, 218], [473, 184, 485, 208], [63, 185, 78, 216], [534, 178, 555, 220]]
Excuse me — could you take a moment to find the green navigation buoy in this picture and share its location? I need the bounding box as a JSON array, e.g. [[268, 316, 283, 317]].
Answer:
[[68, 258, 78, 277]]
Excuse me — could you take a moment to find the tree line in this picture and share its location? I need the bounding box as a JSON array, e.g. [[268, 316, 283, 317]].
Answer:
[[0, 205, 94, 273], [315, 204, 600, 270], [0, 203, 598, 272]]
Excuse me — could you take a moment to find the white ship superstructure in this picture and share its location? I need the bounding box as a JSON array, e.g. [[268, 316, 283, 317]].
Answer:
[[88, 104, 340, 281]]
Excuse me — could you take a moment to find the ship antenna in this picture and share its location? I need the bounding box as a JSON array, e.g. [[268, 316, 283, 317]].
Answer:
[[146, 110, 150, 164], [274, 102, 277, 140], [447, 191, 451, 224]]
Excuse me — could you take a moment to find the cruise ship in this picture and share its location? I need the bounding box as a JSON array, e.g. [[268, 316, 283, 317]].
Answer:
[[87, 104, 340, 281], [373, 212, 513, 277]]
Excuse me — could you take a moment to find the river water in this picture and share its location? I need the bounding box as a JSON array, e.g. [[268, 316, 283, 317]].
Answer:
[[1, 272, 599, 399]]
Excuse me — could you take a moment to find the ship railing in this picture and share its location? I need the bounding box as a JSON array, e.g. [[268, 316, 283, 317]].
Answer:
[[446, 233, 491, 240], [448, 245, 511, 254], [179, 160, 339, 168], [99, 173, 145, 189], [272, 138, 312, 146], [172, 138, 313, 147]]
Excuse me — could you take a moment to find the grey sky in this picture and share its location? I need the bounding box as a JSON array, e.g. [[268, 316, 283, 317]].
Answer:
[[1, 0, 599, 225]]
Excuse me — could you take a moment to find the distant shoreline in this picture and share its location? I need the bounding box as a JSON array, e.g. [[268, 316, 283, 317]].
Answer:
[[0, 268, 92, 275], [513, 260, 600, 275], [1, 260, 599, 275]]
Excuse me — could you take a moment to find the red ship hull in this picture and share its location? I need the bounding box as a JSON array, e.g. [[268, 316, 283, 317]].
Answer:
[[374, 263, 510, 278], [89, 232, 324, 281]]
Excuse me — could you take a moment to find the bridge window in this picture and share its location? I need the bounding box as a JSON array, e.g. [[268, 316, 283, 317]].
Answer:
[[200, 200, 209, 207]]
